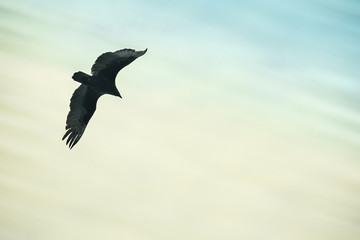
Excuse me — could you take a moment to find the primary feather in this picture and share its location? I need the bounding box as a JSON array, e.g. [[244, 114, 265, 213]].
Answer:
[[62, 48, 147, 149]]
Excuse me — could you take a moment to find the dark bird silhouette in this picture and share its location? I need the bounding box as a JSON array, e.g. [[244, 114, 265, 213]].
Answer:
[[62, 48, 147, 149]]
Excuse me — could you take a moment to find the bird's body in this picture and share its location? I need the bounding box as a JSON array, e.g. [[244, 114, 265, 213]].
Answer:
[[62, 48, 147, 149]]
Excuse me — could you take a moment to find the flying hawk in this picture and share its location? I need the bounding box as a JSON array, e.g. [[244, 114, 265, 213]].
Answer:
[[62, 48, 147, 149]]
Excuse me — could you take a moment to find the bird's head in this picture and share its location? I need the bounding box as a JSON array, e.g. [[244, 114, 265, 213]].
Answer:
[[109, 87, 122, 98], [114, 89, 122, 98]]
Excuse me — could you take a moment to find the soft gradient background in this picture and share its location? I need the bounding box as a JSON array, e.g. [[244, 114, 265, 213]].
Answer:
[[1, 0, 360, 239]]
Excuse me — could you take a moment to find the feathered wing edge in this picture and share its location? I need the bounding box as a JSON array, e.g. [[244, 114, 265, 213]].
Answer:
[[62, 84, 102, 149], [91, 48, 147, 76]]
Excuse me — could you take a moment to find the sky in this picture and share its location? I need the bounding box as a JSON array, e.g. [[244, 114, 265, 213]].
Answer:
[[1, 0, 360, 239]]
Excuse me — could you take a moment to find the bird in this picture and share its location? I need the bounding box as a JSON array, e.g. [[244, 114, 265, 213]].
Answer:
[[62, 48, 147, 149]]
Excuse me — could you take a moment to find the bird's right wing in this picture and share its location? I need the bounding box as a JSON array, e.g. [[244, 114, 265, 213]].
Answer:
[[62, 84, 102, 149], [91, 48, 147, 81]]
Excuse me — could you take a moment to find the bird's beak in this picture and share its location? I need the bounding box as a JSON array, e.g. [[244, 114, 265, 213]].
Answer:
[[114, 89, 122, 98]]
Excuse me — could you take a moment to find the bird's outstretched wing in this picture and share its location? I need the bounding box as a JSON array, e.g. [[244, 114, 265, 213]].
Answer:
[[91, 48, 147, 81], [62, 84, 102, 149]]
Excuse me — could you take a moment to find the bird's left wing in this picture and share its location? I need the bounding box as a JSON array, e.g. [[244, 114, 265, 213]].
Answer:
[[91, 48, 147, 81], [62, 84, 102, 149]]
